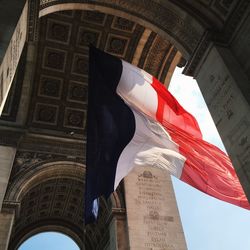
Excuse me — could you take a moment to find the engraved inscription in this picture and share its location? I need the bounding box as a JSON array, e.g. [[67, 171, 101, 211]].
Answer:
[[205, 74, 235, 127], [136, 170, 175, 249]]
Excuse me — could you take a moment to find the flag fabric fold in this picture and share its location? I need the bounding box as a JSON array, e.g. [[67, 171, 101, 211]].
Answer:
[[84, 46, 250, 224]]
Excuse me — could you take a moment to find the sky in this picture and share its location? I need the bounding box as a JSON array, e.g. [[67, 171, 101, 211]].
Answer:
[[18, 67, 250, 250], [19, 232, 79, 250]]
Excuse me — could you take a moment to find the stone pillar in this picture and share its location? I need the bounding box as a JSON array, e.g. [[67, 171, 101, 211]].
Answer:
[[195, 44, 250, 199], [105, 209, 129, 250], [110, 209, 129, 250], [124, 166, 187, 250], [16, 42, 37, 125], [0, 145, 16, 249], [0, 146, 16, 209], [0, 2, 28, 115], [0, 211, 14, 250]]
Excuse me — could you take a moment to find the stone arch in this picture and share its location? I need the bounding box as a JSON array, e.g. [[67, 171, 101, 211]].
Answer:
[[5, 160, 125, 209], [5, 161, 85, 202], [5, 160, 126, 250], [0, 1, 249, 249]]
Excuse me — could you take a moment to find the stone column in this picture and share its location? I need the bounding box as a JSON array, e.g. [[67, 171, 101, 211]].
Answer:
[[0, 146, 16, 209], [195, 44, 250, 199], [111, 209, 129, 250], [124, 166, 187, 250], [0, 146, 16, 250], [105, 209, 129, 250], [0, 2, 28, 115], [16, 42, 37, 125], [0, 211, 15, 250]]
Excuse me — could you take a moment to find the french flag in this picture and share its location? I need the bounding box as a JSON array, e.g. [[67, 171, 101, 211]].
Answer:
[[84, 46, 250, 224]]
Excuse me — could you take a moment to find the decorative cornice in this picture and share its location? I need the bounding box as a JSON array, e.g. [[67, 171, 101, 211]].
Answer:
[[18, 134, 85, 158], [0, 126, 85, 159]]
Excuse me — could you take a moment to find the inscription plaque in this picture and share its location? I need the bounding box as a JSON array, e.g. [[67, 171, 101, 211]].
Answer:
[[125, 166, 187, 250], [197, 46, 250, 136], [196, 45, 250, 195]]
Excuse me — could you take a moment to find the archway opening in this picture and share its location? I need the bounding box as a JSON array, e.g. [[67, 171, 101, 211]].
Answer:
[[18, 232, 80, 250]]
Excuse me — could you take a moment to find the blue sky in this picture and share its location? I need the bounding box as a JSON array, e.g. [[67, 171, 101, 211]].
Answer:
[[19, 67, 250, 250], [19, 232, 79, 250]]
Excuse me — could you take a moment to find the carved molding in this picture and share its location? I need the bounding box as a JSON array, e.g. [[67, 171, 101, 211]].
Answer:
[[18, 136, 85, 157]]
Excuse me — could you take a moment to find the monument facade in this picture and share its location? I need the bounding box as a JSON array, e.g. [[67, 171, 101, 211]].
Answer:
[[0, 0, 249, 249]]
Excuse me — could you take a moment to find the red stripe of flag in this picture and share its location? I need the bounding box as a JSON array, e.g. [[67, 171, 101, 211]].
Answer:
[[151, 76, 250, 209]]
